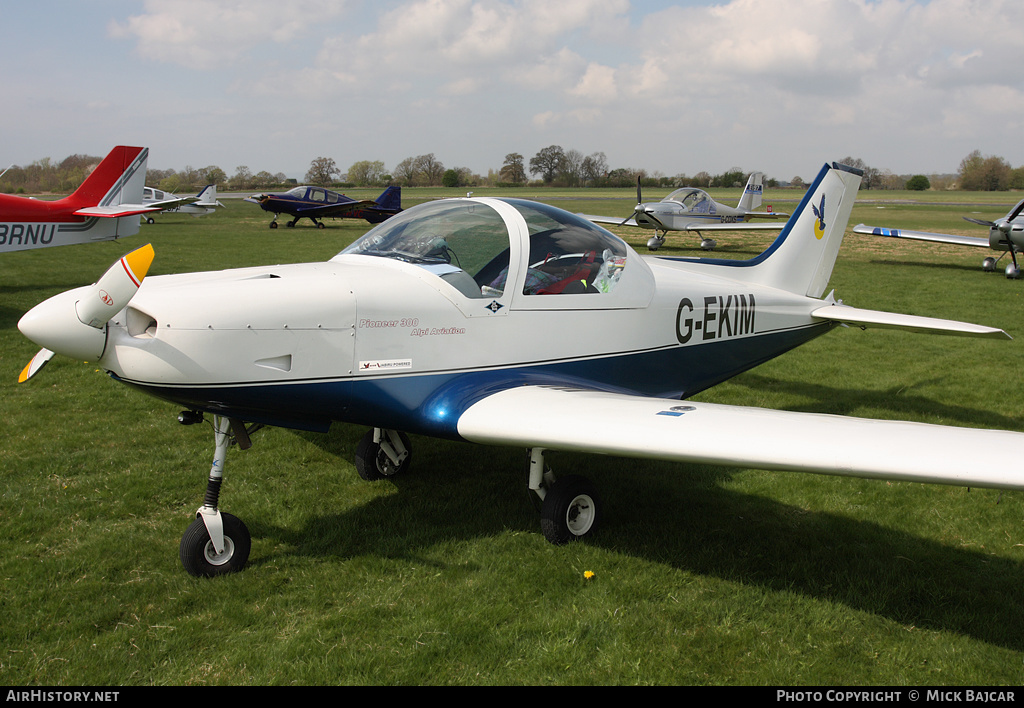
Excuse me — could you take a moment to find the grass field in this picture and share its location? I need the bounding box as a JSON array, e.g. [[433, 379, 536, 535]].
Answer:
[[2, 185, 1024, 686]]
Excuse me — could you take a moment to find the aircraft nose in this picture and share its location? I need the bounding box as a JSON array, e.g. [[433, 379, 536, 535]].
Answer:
[[19, 288, 108, 361], [18, 243, 155, 362]]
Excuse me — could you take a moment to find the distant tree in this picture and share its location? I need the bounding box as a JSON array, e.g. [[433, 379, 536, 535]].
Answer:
[[959, 149, 1011, 190], [529, 145, 565, 184], [691, 171, 712, 188], [199, 166, 227, 186], [347, 160, 387, 186], [580, 152, 608, 186], [305, 157, 340, 186], [906, 175, 930, 191], [1010, 166, 1024, 190], [393, 157, 417, 186], [413, 154, 445, 186], [499, 153, 527, 183], [711, 168, 746, 188], [230, 165, 253, 190], [442, 169, 461, 187]]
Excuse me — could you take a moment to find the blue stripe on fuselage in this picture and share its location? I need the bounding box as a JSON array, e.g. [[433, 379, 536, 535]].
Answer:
[[116, 322, 832, 438]]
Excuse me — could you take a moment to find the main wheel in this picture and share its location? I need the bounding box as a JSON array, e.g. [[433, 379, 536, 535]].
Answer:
[[179, 512, 251, 577], [355, 430, 412, 481], [540, 475, 600, 545]]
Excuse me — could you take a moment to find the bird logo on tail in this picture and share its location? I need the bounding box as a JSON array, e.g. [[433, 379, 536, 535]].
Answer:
[[812, 194, 826, 240]]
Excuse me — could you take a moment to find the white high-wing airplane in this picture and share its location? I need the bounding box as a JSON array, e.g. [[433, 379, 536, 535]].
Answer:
[[854, 199, 1024, 278], [0, 145, 156, 253], [141, 184, 224, 223], [17, 161, 1024, 578], [580, 172, 789, 251]]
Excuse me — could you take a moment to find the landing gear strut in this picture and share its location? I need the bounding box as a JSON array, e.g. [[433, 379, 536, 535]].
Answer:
[[527, 448, 600, 544], [178, 414, 256, 577], [355, 428, 412, 480]]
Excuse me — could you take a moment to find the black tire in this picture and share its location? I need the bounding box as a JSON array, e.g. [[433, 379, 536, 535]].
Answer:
[[540, 475, 600, 545], [355, 429, 412, 481], [179, 512, 251, 577]]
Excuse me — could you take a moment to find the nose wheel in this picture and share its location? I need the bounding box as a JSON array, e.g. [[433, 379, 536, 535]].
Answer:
[[177, 414, 257, 577]]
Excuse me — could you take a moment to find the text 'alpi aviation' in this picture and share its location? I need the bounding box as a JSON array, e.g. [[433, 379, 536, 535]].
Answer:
[[17, 162, 1024, 578], [855, 199, 1024, 278], [0, 145, 156, 253], [580, 172, 789, 251], [246, 184, 402, 229]]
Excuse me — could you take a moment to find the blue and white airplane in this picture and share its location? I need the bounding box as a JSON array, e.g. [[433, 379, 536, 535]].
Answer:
[[141, 184, 224, 222], [17, 161, 1024, 577], [580, 172, 789, 251], [854, 199, 1024, 278], [246, 184, 402, 229]]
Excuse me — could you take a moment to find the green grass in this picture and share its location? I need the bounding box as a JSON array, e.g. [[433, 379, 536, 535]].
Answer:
[[2, 189, 1024, 685]]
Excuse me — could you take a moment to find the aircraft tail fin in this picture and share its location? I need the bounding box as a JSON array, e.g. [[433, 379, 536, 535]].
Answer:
[[65, 146, 149, 212], [719, 162, 862, 298], [194, 184, 222, 207], [736, 172, 764, 211], [376, 185, 402, 212]]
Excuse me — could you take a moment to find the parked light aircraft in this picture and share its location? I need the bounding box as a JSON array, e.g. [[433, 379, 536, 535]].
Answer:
[[854, 200, 1024, 279], [580, 172, 789, 251], [0, 145, 155, 253], [246, 185, 402, 229], [17, 161, 1024, 577], [141, 184, 223, 222]]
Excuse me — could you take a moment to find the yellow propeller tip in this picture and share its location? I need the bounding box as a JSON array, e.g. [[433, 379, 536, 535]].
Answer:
[[122, 243, 155, 284]]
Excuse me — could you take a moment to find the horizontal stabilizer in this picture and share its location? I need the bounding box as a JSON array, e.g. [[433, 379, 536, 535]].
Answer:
[[811, 303, 1009, 339], [75, 205, 161, 218]]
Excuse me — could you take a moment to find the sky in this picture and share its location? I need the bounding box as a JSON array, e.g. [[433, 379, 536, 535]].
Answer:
[[3, 0, 1023, 183]]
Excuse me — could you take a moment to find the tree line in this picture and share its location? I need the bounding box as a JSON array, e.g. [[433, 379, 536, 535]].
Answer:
[[2, 147, 1023, 195]]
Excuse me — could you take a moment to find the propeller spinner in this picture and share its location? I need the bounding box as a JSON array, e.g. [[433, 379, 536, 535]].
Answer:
[[18, 244, 155, 380]]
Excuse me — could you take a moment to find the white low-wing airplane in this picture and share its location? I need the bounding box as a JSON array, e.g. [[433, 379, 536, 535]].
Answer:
[[141, 184, 224, 222], [0, 145, 157, 253], [854, 199, 1024, 278], [17, 161, 1024, 577], [580, 172, 789, 251]]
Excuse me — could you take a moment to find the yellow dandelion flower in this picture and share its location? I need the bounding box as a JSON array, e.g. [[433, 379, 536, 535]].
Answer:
[[584, 570, 595, 580]]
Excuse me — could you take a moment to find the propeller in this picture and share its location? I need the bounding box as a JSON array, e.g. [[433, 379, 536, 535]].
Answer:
[[18, 244, 155, 381], [961, 200, 1024, 276], [620, 175, 643, 226]]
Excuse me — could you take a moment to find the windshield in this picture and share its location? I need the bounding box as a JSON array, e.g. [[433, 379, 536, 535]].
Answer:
[[664, 188, 711, 213], [338, 200, 512, 298]]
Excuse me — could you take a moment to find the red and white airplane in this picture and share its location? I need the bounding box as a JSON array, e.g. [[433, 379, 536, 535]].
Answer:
[[0, 145, 156, 254]]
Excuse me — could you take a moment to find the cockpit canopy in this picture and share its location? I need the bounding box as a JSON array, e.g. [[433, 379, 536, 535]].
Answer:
[[663, 188, 713, 213], [337, 198, 631, 299], [287, 186, 346, 204]]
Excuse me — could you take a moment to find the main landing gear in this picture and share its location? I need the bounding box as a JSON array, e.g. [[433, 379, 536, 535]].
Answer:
[[175, 419, 600, 577], [268, 216, 326, 229], [645, 232, 717, 252]]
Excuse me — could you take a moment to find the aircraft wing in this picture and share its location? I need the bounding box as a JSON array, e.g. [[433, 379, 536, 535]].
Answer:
[[577, 213, 785, 231], [577, 213, 638, 227], [676, 221, 786, 232], [147, 196, 201, 211], [456, 386, 1024, 490], [74, 205, 162, 218], [853, 223, 989, 248]]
